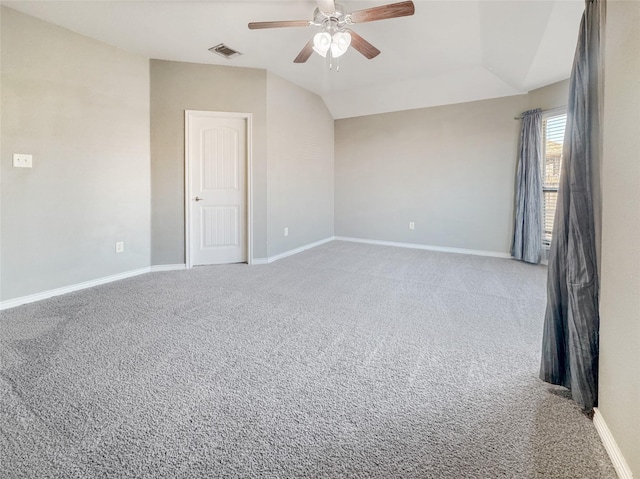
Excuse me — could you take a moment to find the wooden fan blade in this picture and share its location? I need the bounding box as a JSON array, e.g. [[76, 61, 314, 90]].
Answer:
[[316, 0, 336, 14], [347, 30, 381, 59], [294, 39, 315, 63], [349, 0, 415, 24], [248, 20, 310, 30]]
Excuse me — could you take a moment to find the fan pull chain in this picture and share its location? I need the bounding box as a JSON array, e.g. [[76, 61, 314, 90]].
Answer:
[[327, 50, 341, 72]]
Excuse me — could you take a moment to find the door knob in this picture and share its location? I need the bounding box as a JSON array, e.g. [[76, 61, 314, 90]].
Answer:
[[194, 196, 204, 202]]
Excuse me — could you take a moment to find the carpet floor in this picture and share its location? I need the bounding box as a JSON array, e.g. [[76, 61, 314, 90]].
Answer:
[[0, 241, 616, 478]]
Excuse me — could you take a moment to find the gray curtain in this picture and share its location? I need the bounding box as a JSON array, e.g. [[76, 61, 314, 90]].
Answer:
[[540, 0, 604, 411], [511, 109, 543, 264]]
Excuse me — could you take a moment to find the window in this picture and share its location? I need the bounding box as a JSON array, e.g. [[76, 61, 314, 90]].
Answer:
[[542, 111, 567, 246]]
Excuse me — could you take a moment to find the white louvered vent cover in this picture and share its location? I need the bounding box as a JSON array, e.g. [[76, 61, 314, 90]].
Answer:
[[209, 44, 242, 59]]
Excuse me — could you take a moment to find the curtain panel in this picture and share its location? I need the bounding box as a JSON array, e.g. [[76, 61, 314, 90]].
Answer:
[[511, 109, 543, 264], [539, 0, 604, 411]]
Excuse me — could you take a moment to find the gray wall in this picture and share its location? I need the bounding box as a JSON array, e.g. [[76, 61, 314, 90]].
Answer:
[[598, 0, 640, 475], [528, 79, 570, 111], [150, 63, 334, 264], [266, 73, 334, 257], [150, 60, 268, 263], [0, 7, 150, 301], [334, 82, 569, 254], [334, 95, 527, 253]]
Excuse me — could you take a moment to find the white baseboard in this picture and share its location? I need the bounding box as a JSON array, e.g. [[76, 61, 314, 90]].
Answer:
[[333, 236, 511, 259], [150, 264, 187, 272], [593, 408, 634, 479], [252, 237, 335, 265], [0, 267, 151, 311], [267, 236, 334, 263], [0, 237, 512, 310]]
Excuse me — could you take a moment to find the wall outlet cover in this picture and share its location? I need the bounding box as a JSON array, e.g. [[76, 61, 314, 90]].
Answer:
[[13, 154, 33, 168]]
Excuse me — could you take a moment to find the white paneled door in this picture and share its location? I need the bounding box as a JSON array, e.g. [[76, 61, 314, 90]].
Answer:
[[186, 112, 247, 266]]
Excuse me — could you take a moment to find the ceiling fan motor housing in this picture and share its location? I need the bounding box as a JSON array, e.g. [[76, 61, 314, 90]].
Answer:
[[312, 3, 351, 31]]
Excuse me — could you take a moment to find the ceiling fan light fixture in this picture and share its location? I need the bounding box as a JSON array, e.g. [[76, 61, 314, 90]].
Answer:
[[330, 30, 351, 57], [312, 31, 332, 57]]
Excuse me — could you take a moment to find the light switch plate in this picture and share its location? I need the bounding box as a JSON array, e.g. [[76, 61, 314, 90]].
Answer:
[[13, 154, 33, 168]]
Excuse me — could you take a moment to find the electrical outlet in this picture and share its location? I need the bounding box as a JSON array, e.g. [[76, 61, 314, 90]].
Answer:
[[284, 227, 289, 237], [115, 242, 124, 253], [13, 154, 33, 168], [409, 222, 415, 230]]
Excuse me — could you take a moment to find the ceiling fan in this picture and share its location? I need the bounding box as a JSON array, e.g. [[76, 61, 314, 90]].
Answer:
[[248, 0, 415, 65]]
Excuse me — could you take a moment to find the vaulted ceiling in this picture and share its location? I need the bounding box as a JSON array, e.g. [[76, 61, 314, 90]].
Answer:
[[2, 0, 584, 118]]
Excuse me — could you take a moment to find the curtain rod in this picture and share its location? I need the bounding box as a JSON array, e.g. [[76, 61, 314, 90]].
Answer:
[[514, 106, 567, 120]]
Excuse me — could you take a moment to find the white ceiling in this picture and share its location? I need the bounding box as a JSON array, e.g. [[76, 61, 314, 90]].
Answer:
[[2, 0, 584, 119]]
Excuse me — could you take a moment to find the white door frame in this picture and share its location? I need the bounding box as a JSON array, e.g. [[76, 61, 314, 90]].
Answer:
[[185, 110, 254, 268]]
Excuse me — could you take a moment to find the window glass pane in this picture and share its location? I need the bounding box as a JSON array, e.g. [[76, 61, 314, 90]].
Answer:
[[543, 190, 558, 245], [542, 112, 567, 246], [543, 114, 566, 189]]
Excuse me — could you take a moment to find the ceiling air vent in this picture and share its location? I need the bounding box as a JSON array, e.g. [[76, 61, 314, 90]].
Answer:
[[209, 43, 242, 59]]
